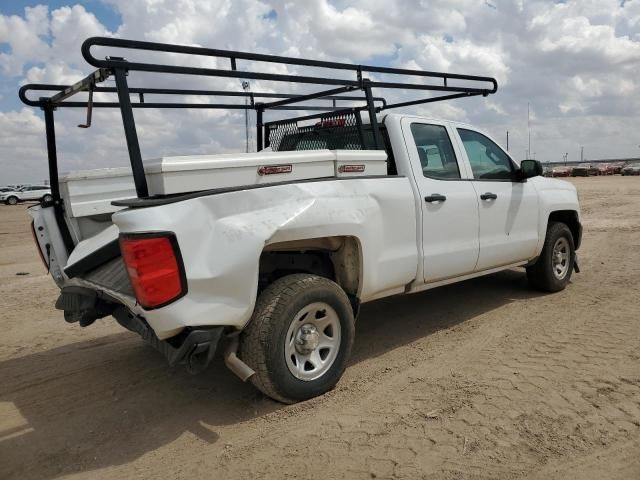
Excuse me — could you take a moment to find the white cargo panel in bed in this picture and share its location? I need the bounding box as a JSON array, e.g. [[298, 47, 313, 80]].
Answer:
[[144, 149, 387, 195], [334, 150, 387, 178], [60, 149, 388, 215], [60, 167, 136, 218]]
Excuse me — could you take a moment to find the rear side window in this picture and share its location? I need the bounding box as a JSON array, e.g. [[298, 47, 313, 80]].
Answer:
[[457, 128, 514, 180], [410, 123, 460, 179]]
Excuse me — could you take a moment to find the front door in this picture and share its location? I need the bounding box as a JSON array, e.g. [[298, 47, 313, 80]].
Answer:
[[455, 128, 540, 271], [22, 187, 40, 200], [402, 120, 480, 283]]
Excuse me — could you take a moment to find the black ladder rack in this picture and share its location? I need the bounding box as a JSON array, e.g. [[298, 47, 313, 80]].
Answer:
[[19, 36, 498, 200]]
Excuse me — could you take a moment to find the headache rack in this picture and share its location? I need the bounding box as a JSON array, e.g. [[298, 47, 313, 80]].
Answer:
[[19, 36, 498, 205]]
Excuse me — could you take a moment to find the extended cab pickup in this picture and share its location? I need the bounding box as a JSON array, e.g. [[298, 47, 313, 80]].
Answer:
[[22, 38, 581, 403]]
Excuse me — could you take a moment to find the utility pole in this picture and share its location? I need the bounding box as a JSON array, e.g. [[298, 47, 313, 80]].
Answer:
[[580, 146, 584, 163], [563, 152, 568, 165], [506, 130, 509, 151]]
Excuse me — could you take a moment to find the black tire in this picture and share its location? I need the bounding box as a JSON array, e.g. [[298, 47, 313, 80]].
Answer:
[[5, 196, 18, 205], [42, 194, 53, 203], [526, 222, 575, 292], [239, 273, 355, 404]]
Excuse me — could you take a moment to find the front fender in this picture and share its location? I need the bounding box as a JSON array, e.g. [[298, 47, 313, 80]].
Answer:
[[531, 177, 581, 256]]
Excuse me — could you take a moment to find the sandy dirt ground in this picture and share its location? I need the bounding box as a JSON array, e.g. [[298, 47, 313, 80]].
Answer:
[[1, 176, 639, 479]]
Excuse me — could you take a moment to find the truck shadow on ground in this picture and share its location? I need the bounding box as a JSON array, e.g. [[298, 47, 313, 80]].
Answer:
[[0, 269, 549, 480]]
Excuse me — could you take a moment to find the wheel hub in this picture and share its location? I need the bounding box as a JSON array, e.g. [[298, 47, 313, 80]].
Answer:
[[295, 324, 320, 354], [284, 301, 342, 382], [552, 237, 570, 280]]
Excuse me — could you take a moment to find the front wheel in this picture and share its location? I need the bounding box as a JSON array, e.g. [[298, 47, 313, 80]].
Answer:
[[42, 194, 53, 203], [239, 274, 355, 404], [527, 222, 575, 292]]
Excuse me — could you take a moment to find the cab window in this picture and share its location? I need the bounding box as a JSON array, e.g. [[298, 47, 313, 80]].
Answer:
[[410, 123, 460, 179], [457, 128, 514, 180]]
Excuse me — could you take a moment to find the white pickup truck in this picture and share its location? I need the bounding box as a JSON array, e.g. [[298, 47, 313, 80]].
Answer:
[[22, 38, 581, 403]]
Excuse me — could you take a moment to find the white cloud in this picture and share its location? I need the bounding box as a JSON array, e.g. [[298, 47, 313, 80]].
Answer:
[[0, 108, 49, 183], [1, 0, 639, 184], [0, 5, 50, 75]]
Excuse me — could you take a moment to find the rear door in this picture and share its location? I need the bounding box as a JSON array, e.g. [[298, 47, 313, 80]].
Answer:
[[401, 118, 480, 283], [454, 127, 539, 270]]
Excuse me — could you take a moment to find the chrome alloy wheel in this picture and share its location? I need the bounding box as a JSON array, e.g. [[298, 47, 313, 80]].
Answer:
[[285, 302, 341, 381], [552, 237, 570, 280]]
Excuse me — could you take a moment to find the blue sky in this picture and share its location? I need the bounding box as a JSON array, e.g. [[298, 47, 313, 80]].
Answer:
[[1, 0, 121, 29]]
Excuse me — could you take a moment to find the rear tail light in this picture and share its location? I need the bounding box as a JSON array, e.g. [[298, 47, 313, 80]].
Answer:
[[120, 233, 187, 309]]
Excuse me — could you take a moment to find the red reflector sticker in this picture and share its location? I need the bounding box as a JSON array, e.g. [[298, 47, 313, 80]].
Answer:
[[258, 164, 293, 176], [120, 235, 186, 309], [338, 164, 366, 173], [315, 118, 346, 128]]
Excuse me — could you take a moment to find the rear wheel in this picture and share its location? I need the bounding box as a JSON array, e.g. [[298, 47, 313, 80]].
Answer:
[[5, 196, 18, 205], [239, 273, 355, 404], [527, 222, 575, 292]]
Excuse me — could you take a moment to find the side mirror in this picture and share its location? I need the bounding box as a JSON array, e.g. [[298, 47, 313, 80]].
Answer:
[[520, 159, 543, 180]]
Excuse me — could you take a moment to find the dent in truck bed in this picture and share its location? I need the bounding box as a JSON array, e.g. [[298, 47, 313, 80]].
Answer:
[[83, 256, 134, 297]]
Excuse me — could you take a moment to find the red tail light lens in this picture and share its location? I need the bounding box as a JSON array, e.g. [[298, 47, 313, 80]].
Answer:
[[120, 233, 187, 309]]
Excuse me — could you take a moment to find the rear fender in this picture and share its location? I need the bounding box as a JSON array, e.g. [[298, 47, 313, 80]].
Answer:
[[111, 178, 418, 338]]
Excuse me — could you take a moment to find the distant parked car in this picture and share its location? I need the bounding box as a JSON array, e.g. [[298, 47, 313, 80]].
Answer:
[[621, 163, 640, 176], [551, 166, 573, 177], [0, 185, 52, 205], [610, 162, 625, 174], [596, 163, 615, 175], [572, 163, 599, 177]]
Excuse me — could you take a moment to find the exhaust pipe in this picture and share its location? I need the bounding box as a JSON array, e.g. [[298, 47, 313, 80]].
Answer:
[[224, 333, 255, 382]]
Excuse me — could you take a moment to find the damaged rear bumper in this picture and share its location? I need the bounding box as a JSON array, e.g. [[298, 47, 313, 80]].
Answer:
[[113, 307, 224, 374], [56, 286, 224, 373]]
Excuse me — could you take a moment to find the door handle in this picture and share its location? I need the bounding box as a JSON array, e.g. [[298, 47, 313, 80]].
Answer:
[[425, 194, 447, 203], [480, 192, 498, 200]]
